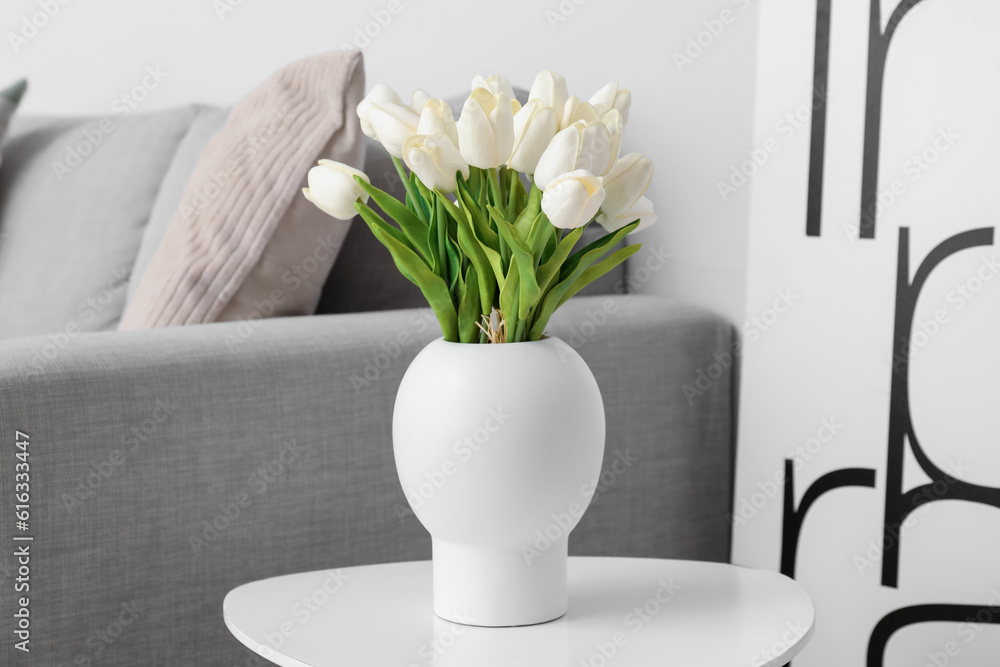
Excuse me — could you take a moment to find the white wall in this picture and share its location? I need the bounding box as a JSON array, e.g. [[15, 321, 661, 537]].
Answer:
[[4, 0, 757, 325]]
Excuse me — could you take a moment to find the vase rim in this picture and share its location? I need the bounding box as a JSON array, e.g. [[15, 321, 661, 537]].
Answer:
[[432, 335, 563, 348]]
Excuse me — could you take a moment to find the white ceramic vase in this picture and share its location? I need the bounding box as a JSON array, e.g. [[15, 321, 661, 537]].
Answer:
[[393, 336, 605, 627]]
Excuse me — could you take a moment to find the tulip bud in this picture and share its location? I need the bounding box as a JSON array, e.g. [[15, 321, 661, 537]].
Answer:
[[403, 133, 470, 194], [410, 89, 432, 113], [507, 99, 558, 175], [367, 101, 421, 159], [534, 118, 619, 189], [541, 169, 606, 229], [417, 99, 460, 148], [601, 153, 654, 215], [596, 195, 657, 233], [457, 87, 515, 169], [302, 160, 370, 220], [528, 70, 569, 114], [471, 73, 515, 100], [589, 83, 632, 125], [560, 96, 600, 130], [357, 84, 403, 139]]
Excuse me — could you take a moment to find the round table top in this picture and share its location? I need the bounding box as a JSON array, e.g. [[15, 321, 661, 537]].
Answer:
[[224, 557, 815, 667]]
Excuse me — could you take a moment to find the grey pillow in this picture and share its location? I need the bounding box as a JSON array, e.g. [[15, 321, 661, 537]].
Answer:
[[0, 107, 196, 340], [125, 106, 230, 306]]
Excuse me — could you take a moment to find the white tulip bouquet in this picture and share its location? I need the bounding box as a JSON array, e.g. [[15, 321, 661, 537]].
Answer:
[[303, 71, 657, 343]]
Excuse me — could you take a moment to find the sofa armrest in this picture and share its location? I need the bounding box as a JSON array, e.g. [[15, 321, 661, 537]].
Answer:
[[0, 295, 733, 666]]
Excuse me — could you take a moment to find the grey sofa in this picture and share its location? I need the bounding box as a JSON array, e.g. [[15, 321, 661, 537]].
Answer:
[[0, 106, 735, 666]]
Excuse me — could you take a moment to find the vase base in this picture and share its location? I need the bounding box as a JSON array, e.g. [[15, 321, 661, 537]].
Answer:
[[432, 538, 568, 627]]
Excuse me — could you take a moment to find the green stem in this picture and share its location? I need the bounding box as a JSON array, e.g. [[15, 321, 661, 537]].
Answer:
[[435, 195, 447, 282], [506, 169, 519, 221], [391, 156, 427, 223], [508, 290, 520, 342], [487, 168, 502, 210], [514, 318, 527, 343]]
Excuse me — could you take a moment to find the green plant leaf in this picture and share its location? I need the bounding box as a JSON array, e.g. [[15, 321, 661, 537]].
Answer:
[[514, 182, 542, 238], [437, 193, 495, 310], [457, 179, 499, 250], [486, 168, 501, 211], [409, 172, 431, 220], [506, 168, 523, 221], [356, 202, 458, 341], [489, 205, 540, 321], [528, 221, 640, 340], [457, 264, 481, 343], [446, 235, 462, 296], [540, 227, 559, 265], [525, 212, 551, 264], [557, 244, 641, 309], [499, 265, 519, 340], [355, 177, 432, 263], [391, 156, 427, 223], [535, 227, 584, 295], [560, 220, 639, 280], [355, 201, 418, 255]]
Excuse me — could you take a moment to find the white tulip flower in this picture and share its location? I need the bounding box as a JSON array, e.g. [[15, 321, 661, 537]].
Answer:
[[403, 133, 470, 194], [367, 101, 421, 159], [410, 89, 432, 113], [507, 99, 558, 174], [534, 115, 622, 189], [528, 70, 569, 114], [417, 99, 460, 148], [471, 73, 516, 100], [302, 160, 370, 220], [541, 169, 606, 229], [589, 83, 632, 125], [601, 153, 654, 215], [357, 84, 403, 139], [457, 87, 515, 169], [596, 195, 657, 233], [560, 95, 601, 129]]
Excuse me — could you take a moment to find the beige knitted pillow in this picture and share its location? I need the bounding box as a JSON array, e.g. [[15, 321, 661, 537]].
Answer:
[[120, 50, 364, 329]]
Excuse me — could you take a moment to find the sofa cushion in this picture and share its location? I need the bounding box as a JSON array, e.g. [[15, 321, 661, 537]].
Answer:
[[0, 106, 197, 339], [120, 50, 364, 329], [126, 106, 231, 306]]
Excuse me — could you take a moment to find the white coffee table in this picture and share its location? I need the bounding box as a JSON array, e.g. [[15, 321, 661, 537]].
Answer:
[[224, 557, 814, 667]]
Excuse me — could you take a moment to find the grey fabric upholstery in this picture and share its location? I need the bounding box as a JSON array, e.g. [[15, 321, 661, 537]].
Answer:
[[0, 295, 733, 666], [0, 108, 197, 338]]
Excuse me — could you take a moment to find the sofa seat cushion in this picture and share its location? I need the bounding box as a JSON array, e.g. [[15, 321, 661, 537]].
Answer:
[[0, 106, 197, 339]]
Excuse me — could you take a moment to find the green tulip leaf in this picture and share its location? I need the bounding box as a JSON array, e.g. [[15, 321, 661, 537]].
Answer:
[[457, 180, 499, 251], [557, 244, 641, 309], [528, 221, 640, 340], [356, 202, 458, 341], [514, 182, 542, 238], [560, 220, 640, 280], [391, 156, 427, 223], [437, 193, 496, 312], [355, 177, 432, 264], [457, 264, 482, 343], [499, 265, 520, 340], [489, 205, 540, 320], [535, 227, 584, 295]]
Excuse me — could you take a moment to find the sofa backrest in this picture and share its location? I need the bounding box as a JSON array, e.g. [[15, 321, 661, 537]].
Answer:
[[0, 108, 197, 339]]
